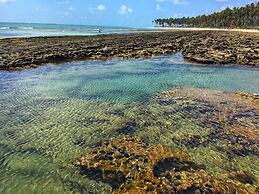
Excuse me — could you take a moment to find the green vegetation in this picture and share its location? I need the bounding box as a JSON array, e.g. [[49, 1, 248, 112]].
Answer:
[[154, 2, 259, 28]]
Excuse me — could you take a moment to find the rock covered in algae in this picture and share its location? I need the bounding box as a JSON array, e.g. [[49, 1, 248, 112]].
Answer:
[[236, 92, 259, 103], [77, 137, 256, 193], [156, 87, 259, 158], [162, 170, 257, 194], [77, 136, 189, 193]]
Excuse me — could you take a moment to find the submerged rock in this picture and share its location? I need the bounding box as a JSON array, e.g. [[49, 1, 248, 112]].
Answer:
[[77, 136, 186, 193], [76, 137, 256, 193], [229, 171, 256, 185], [157, 87, 259, 158]]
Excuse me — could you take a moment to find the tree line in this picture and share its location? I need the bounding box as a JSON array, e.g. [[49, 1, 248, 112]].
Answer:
[[154, 2, 259, 28]]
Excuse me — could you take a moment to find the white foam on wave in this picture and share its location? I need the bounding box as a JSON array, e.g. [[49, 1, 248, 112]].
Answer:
[[18, 27, 34, 30], [0, 27, 10, 30]]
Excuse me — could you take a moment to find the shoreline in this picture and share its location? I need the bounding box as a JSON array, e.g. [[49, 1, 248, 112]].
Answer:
[[153, 27, 259, 34], [0, 30, 258, 70]]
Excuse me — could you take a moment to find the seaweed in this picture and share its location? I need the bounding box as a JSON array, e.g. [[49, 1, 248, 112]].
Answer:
[[77, 137, 256, 193]]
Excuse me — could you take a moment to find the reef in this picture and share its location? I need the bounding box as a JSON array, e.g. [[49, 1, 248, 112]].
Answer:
[[77, 137, 256, 193], [157, 88, 259, 158], [0, 30, 258, 70]]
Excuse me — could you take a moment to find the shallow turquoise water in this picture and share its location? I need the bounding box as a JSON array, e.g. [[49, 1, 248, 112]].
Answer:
[[0, 53, 258, 193], [1, 53, 258, 104], [0, 22, 156, 38]]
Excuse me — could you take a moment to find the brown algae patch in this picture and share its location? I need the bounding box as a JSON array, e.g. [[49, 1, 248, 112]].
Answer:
[[77, 137, 256, 193]]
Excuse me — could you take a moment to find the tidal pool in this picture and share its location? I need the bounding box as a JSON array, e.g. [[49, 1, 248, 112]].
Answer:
[[0, 53, 258, 193]]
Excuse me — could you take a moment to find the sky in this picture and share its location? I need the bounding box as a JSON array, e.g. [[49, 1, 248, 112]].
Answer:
[[0, 0, 257, 27]]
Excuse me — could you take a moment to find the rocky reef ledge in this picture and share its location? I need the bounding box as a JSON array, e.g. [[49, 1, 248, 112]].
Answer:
[[77, 137, 257, 193], [0, 31, 258, 70]]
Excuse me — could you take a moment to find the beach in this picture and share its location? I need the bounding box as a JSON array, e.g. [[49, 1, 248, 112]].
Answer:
[[0, 30, 258, 70], [154, 27, 259, 33]]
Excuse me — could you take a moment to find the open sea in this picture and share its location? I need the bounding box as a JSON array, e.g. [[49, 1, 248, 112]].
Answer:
[[0, 22, 155, 38]]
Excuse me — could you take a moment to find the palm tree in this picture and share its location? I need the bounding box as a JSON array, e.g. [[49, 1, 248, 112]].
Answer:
[[154, 2, 259, 29]]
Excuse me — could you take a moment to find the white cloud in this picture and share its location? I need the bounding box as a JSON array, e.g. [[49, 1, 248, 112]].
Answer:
[[157, 0, 188, 5], [119, 5, 133, 15], [68, 6, 74, 11], [221, 5, 233, 10], [89, 4, 106, 13], [89, 7, 94, 13], [97, 4, 106, 11], [0, 0, 15, 3], [56, 0, 69, 5], [156, 4, 162, 10], [171, 0, 188, 5]]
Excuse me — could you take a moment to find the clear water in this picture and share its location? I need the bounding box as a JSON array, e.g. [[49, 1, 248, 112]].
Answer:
[[0, 22, 156, 38], [0, 53, 258, 193]]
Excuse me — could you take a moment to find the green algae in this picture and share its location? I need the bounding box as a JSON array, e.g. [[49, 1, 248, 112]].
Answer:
[[78, 137, 257, 193]]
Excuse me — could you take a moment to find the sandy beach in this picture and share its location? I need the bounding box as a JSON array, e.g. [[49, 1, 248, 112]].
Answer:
[[154, 27, 259, 33]]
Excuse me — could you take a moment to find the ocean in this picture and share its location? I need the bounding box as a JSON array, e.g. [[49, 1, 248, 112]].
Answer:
[[0, 22, 155, 38]]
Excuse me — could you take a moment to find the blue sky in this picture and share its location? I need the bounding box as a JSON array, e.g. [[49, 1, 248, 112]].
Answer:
[[0, 0, 257, 27]]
